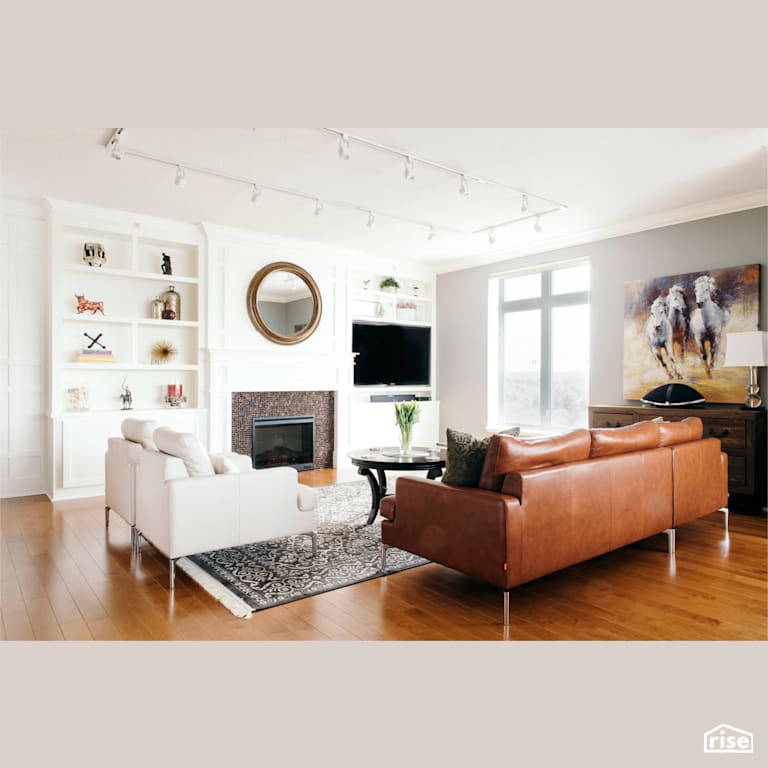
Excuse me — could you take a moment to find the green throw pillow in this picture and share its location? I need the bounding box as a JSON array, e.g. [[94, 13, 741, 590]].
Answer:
[[442, 428, 491, 487], [442, 427, 522, 488]]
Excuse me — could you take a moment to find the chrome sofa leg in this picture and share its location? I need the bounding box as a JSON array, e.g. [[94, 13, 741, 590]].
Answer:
[[135, 531, 142, 556], [310, 531, 318, 557], [664, 528, 676, 555], [503, 591, 510, 627], [130, 526, 137, 554], [169, 558, 176, 591], [381, 543, 389, 571], [105, 506, 110, 528], [720, 507, 729, 530]]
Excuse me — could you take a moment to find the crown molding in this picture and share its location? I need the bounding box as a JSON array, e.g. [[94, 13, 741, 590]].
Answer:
[[44, 198, 203, 243], [433, 189, 768, 275], [0, 196, 46, 220]]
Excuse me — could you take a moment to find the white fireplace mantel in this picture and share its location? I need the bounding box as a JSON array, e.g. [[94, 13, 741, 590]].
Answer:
[[207, 347, 356, 464]]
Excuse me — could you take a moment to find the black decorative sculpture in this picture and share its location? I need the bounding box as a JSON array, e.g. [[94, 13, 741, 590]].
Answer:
[[161, 252, 172, 275]]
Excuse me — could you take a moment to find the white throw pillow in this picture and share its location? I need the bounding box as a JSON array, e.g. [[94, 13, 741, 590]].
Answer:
[[210, 455, 240, 474], [121, 418, 160, 450], [153, 427, 215, 477]]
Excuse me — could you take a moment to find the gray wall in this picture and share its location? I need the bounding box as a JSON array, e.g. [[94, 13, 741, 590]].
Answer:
[[436, 207, 767, 438]]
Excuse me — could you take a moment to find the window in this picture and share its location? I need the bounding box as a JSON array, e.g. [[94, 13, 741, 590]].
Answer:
[[495, 263, 589, 429]]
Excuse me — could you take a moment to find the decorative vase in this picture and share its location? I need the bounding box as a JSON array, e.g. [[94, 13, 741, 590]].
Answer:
[[160, 285, 181, 320], [398, 425, 413, 456]]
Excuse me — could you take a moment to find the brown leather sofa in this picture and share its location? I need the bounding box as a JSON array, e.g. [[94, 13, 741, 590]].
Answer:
[[379, 417, 728, 625]]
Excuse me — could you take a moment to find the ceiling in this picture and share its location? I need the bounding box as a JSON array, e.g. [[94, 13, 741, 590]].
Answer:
[[2, 128, 766, 272]]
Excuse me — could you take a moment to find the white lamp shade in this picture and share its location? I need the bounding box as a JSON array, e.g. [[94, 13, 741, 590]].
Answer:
[[724, 331, 768, 367]]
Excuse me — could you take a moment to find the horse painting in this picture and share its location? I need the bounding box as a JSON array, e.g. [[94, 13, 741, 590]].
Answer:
[[644, 295, 679, 379], [690, 275, 729, 378], [666, 283, 690, 365], [623, 263, 760, 403]]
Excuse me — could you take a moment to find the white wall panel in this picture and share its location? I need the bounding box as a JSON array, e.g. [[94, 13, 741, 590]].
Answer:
[[0, 202, 47, 498]]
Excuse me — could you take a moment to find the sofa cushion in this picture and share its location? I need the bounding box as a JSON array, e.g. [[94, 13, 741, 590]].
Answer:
[[153, 427, 215, 477], [442, 429, 491, 487], [121, 418, 160, 450], [590, 421, 660, 458], [658, 416, 703, 446], [210, 454, 240, 474], [478, 429, 591, 492]]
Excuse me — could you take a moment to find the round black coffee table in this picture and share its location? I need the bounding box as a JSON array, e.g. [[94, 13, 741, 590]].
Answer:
[[348, 447, 446, 525]]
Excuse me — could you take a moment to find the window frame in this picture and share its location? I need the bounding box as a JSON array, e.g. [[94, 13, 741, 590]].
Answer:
[[497, 261, 589, 428]]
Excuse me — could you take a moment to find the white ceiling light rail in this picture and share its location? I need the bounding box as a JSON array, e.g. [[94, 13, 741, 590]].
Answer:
[[106, 128, 461, 239], [106, 128, 567, 241], [321, 127, 568, 235]]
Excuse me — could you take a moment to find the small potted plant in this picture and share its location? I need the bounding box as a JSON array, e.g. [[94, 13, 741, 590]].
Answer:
[[380, 277, 400, 294]]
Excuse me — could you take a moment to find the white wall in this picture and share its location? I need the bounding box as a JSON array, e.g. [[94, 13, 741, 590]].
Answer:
[[203, 223, 436, 462], [0, 199, 47, 497], [436, 207, 768, 439]]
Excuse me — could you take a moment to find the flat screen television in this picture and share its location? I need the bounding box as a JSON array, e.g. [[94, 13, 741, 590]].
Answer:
[[352, 322, 431, 386]]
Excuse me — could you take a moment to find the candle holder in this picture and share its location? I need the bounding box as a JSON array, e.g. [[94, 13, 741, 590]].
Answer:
[[165, 383, 186, 407]]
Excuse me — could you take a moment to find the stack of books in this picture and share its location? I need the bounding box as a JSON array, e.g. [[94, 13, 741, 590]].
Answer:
[[77, 348, 115, 362]]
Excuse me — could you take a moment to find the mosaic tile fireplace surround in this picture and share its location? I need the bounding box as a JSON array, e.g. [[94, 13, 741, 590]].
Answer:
[[231, 391, 335, 469]]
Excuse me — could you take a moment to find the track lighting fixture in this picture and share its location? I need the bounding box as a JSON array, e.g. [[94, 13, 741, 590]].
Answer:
[[109, 128, 568, 242], [338, 133, 351, 160], [404, 155, 415, 181]]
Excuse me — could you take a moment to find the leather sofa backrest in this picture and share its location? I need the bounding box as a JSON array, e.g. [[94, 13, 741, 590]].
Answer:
[[589, 420, 659, 458], [479, 429, 591, 492], [658, 416, 703, 446]]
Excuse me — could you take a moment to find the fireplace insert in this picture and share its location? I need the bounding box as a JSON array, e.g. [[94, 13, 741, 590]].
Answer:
[[251, 415, 315, 470]]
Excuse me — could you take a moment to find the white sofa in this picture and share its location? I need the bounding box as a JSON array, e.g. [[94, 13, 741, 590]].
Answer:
[[105, 418, 162, 552], [135, 427, 319, 590]]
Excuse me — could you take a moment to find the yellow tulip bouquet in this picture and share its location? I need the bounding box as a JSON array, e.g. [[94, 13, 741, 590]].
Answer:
[[394, 400, 421, 455]]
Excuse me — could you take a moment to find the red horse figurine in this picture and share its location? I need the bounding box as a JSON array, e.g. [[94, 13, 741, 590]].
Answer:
[[75, 294, 105, 315]]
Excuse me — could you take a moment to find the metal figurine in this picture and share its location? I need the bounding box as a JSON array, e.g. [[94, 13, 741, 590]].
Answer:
[[120, 378, 133, 410], [161, 253, 172, 275]]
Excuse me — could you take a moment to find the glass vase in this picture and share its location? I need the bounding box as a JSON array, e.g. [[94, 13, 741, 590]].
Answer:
[[398, 425, 413, 456]]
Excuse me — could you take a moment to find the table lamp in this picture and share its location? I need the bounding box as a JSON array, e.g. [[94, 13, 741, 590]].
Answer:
[[724, 331, 768, 409]]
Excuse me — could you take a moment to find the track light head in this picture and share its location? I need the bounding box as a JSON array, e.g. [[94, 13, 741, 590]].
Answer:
[[488, 228, 496, 245], [521, 193, 529, 214], [459, 174, 469, 197], [534, 215, 543, 233], [110, 140, 124, 160], [367, 211, 375, 228], [404, 155, 415, 181], [174, 165, 187, 189], [251, 184, 263, 204], [428, 225, 436, 241], [314, 199, 324, 216], [338, 133, 351, 160]]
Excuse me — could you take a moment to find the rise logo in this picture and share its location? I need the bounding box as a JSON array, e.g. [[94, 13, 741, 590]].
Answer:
[[703, 724, 754, 754]]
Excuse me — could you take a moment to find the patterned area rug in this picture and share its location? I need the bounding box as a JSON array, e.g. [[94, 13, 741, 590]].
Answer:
[[176, 480, 428, 618]]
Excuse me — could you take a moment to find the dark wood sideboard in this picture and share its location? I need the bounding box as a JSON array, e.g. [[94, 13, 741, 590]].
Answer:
[[589, 404, 767, 514]]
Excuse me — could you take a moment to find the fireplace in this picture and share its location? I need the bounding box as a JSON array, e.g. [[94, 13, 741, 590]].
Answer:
[[232, 391, 335, 469], [252, 415, 315, 470]]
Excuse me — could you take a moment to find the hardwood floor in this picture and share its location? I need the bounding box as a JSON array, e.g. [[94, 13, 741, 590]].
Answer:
[[1, 471, 766, 641]]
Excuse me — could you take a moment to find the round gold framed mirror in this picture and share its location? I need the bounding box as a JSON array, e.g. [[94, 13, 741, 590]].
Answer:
[[246, 262, 322, 345]]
